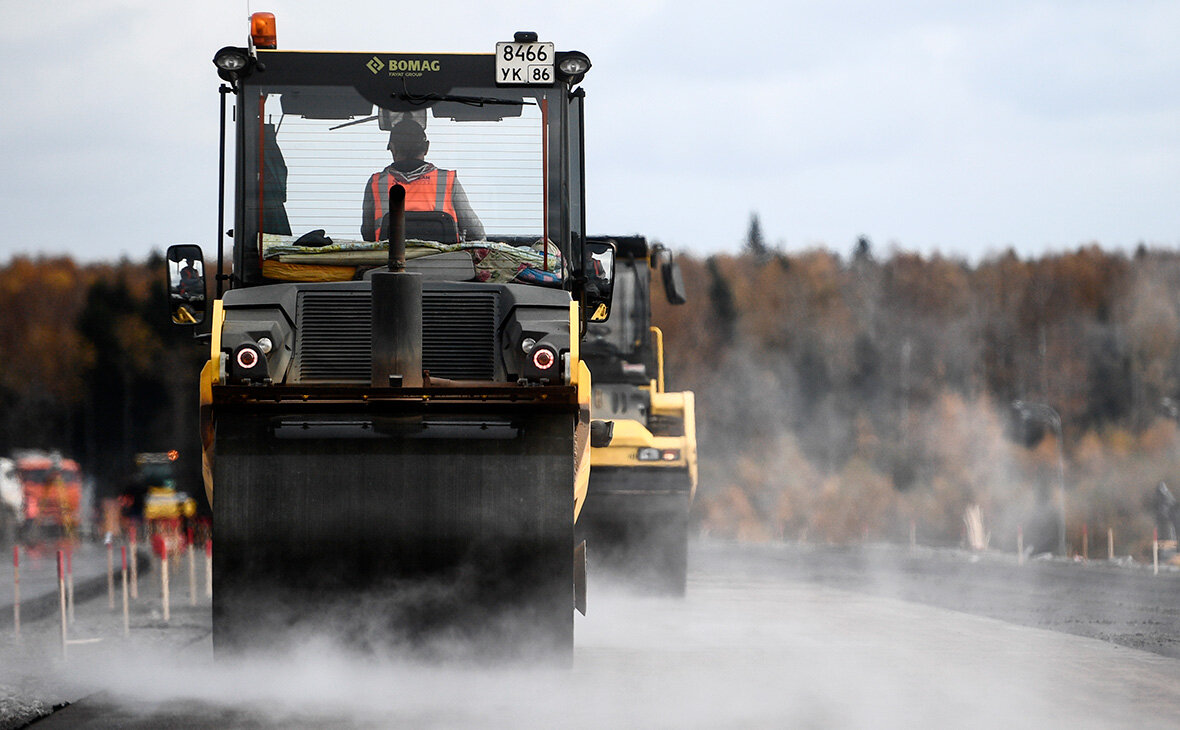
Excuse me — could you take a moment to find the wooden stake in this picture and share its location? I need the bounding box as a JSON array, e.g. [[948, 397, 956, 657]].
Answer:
[[1107, 527, 1114, 561], [57, 550, 67, 660], [1154, 527, 1160, 576], [121, 546, 129, 638], [129, 525, 138, 600], [12, 545, 19, 640], [106, 540, 115, 609], [1082, 524, 1089, 561], [161, 547, 170, 623], [187, 531, 197, 607], [1017, 525, 1025, 566], [66, 549, 75, 625]]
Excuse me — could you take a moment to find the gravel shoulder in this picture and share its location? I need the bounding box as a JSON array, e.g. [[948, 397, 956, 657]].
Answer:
[[0, 551, 208, 730]]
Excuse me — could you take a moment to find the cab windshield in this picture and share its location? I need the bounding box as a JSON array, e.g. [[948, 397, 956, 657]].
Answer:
[[18, 467, 80, 483], [586, 258, 649, 357], [240, 83, 563, 286]]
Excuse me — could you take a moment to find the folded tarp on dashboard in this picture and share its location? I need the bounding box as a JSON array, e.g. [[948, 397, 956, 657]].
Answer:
[[261, 235, 562, 285]]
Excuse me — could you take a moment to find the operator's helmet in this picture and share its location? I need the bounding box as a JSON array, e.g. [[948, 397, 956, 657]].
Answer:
[[388, 119, 428, 154]]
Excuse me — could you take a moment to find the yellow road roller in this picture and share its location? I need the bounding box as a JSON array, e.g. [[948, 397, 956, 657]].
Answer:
[[167, 14, 615, 657]]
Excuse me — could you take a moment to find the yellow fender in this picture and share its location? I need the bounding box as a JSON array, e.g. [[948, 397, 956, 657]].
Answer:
[[200, 300, 223, 507], [571, 301, 592, 522]]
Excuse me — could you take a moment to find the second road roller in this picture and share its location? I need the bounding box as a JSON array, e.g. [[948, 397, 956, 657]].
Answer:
[[578, 236, 697, 594]]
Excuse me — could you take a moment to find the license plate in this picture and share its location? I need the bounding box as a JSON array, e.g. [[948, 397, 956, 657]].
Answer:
[[495, 41, 555, 85]]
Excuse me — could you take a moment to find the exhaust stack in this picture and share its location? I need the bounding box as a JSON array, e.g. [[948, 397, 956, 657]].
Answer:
[[372, 184, 422, 387]]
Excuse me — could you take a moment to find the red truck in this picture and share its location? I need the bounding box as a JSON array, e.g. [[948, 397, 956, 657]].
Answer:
[[14, 452, 85, 541]]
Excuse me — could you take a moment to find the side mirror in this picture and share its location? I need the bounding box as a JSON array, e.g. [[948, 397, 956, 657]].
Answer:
[[166, 244, 207, 325], [583, 240, 615, 322], [661, 253, 687, 305]]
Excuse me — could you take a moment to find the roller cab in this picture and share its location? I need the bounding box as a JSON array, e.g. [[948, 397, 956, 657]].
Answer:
[[579, 236, 697, 594], [168, 19, 613, 657]]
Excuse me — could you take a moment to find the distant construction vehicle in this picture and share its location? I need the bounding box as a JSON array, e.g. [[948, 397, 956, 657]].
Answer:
[[167, 14, 614, 656], [120, 451, 197, 554], [578, 236, 697, 593], [12, 451, 86, 542]]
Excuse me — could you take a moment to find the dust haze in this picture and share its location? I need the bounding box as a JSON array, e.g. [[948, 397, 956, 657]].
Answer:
[[659, 247, 1180, 559], [30, 566, 1150, 730]]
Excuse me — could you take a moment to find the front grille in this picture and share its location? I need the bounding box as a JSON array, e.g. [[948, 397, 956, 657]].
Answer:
[[296, 292, 371, 383], [294, 289, 498, 383], [422, 292, 497, 380]]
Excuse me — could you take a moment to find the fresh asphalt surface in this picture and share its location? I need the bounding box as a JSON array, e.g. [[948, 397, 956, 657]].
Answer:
[[3, 539, 1179, 729]]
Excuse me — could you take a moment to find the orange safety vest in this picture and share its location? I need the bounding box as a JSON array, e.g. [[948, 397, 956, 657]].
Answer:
[[368, 167, 459, 236]]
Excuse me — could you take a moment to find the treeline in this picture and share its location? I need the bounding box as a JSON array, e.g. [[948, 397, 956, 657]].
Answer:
[[3, 242, 1179, 552], [0, 254, 207, 506], [653, 240, 1180, 554]]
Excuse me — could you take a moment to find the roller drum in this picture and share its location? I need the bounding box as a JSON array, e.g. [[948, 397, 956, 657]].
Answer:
[[212, 408, 575, 658]]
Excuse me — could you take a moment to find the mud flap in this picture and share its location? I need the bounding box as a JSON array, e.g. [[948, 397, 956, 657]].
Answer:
[[574, 539, 587, 616], [213, 407, 576, 658]]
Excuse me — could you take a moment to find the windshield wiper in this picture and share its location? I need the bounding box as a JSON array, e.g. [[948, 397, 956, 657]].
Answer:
[[392, 91, 532, 108]]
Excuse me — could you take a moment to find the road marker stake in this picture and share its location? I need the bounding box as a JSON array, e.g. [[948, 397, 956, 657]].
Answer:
[[66, 548, 75, 625], [106, 540, 115, 609], [13, 545, 20, 640], [57, 550, 67, 660], [129, 525, 138, 600], [161, 545, 170, 623], [1017, 525, 1024, 566], [1082, 524, 1089, 561], [188, 529, 196, 607], [1107, 527, 1114, 561], [121, 546, 129, 638], [1154, 528, 1159, 576]]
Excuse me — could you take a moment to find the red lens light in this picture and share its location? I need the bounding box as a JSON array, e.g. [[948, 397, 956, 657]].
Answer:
[[532, 348, 555, 370], [237, 347, 259, 370]]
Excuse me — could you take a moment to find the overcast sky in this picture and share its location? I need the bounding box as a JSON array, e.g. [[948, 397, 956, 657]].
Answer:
[[1, 0, 1176, 263]]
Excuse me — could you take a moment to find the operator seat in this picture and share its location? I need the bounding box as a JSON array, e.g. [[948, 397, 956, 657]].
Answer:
[[384, 211, 461, 244]]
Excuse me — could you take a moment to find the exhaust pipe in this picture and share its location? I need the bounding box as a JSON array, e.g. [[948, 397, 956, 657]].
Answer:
[[372, 183, 422, 387], [386, 184, 407, 272]]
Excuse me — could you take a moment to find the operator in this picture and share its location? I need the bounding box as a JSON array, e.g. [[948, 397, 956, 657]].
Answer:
[[361, 119, 484, 243], [178, 260, 201, 296]]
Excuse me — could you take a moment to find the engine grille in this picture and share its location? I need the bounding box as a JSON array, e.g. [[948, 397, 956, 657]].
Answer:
[[294, 289, 498, 383]]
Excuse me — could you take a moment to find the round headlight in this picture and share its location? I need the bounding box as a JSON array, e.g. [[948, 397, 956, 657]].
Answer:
[[236, 346, 260, 370], [557, 54, 591, 77], [532, 347, 556, 370], [214, 48, 249, 71]]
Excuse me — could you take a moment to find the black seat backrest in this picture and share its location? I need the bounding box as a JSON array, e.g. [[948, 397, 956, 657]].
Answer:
[[382, 211, 460, 244]]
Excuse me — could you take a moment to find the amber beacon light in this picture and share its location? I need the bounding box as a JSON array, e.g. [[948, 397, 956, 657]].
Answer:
[[251, 12, 277, 49]]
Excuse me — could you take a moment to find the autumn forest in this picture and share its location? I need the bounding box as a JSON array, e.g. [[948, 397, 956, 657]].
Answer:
[[3, 236, 1180, 556]]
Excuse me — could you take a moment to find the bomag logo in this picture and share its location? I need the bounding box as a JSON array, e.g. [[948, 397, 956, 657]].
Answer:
[[367, 56, 441, 77]]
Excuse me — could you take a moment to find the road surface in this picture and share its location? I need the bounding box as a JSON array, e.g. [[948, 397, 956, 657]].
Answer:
[[2, 539, 1178, 728]]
